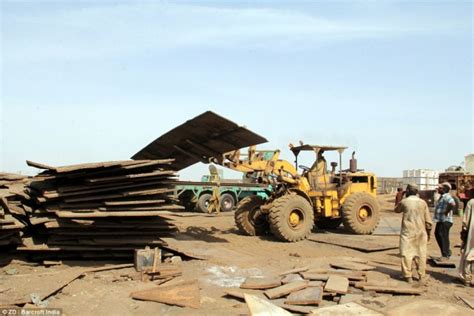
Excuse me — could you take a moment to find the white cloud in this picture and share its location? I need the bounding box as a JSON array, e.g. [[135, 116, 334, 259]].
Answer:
[[2, 2, 469, 63]]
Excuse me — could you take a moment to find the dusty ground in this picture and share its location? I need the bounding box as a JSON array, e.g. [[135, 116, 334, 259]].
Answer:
[[0, 194, 472, 315]]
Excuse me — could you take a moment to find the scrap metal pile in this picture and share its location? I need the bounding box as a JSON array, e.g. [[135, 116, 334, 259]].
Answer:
[[0, 173, 33, 247], [0, 111, 268, 259], [5, 160, 184, 259]]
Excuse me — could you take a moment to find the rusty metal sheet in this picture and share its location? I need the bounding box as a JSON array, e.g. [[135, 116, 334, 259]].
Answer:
[[285, 286, 323, 305], [132, 111, 268, 170], [26, 160, 145, 173], [324, 275, 349, 294], [240, 276, 282, 290], [131, 279, 200, 308], [264, 280, 309, 299]]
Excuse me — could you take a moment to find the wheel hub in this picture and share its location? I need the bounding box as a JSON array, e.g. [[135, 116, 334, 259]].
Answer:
[[358, 207, 370, 221], [289, 210, 301, 227]]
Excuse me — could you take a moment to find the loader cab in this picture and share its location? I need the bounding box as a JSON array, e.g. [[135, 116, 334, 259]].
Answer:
[[289, 144, 348, 191]]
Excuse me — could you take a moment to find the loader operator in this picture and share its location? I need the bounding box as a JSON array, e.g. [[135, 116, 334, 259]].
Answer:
[[395, 184, 433, 284], [308, 150, 328, 187]]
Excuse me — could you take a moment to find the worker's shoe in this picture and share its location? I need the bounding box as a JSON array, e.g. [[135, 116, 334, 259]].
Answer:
[[419, 275, 430, 285], [405, 277, 413, 284], [412, 272, 420, 281], [463, 277, 472, 287]]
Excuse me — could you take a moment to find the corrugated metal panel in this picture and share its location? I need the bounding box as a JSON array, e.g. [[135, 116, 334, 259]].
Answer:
[[132, 111, 268, 170]]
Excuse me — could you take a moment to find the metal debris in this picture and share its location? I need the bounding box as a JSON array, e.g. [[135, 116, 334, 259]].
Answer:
[[132, 111, 267, 170]]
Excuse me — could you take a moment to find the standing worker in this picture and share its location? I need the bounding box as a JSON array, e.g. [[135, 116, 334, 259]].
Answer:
[[395, 184, 433, 283], [395, 187, 404, 207], [459, 191, 474, 286], [433, 182, 456, 260]]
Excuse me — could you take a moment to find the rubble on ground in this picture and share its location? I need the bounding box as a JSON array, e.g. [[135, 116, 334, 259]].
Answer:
[[224, 260, 427, 314]]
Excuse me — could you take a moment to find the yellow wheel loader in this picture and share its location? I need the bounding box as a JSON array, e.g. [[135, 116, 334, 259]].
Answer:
[[131, 111, 379, 242], [220, 144, 380, 242]]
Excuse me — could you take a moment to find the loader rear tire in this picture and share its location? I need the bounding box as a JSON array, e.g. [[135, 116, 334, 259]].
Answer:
[[234, 196, 268, 236], [269, 194, 314, 242], [341, 192, 380, 234]]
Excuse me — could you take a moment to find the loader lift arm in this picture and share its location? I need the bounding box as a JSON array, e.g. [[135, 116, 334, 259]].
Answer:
[[216, 147, 304, 187]]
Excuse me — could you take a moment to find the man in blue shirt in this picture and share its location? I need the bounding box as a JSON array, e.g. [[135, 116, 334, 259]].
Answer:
[[433, 182, 456, 259]]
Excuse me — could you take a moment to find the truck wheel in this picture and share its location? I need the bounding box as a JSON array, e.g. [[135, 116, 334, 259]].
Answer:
[[197, 193, 212, 213], [315, 218, 342, 230], [269, 194, 314, 242], [341, 192, 380, 234], [235, 196, 268, 235], [220, 193, 235, 212]]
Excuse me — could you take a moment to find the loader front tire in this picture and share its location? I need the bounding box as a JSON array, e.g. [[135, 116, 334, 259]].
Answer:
[[269, 194, 314, 242], [234, 196, 268, 236], [341, 192, 380, 234]]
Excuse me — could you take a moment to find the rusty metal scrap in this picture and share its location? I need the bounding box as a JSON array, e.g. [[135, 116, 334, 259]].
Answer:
[[131, 279, 200, 308], [16, 159, 183, 259], [0, 173, 32, 247], [132, 111, 268, 170]]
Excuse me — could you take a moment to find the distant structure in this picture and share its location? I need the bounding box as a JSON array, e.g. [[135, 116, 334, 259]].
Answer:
[[378, 154, 473, 195], [377, 177, 404, 194], [465, 154, 474, 174], [402, 169, 439, 190]]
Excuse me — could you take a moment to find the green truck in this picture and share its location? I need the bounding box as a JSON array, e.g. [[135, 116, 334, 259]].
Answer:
[[175, 173, 271, 213]]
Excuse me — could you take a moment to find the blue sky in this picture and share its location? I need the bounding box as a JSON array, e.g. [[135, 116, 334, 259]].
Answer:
[[1, 1, 472, 179]]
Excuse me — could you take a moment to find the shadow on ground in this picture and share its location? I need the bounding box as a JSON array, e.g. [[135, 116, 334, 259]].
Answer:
[[183, 226, 230, 243]]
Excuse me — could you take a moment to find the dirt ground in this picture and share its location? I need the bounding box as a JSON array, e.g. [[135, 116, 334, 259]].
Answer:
[[1, 194, 472, 315]]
